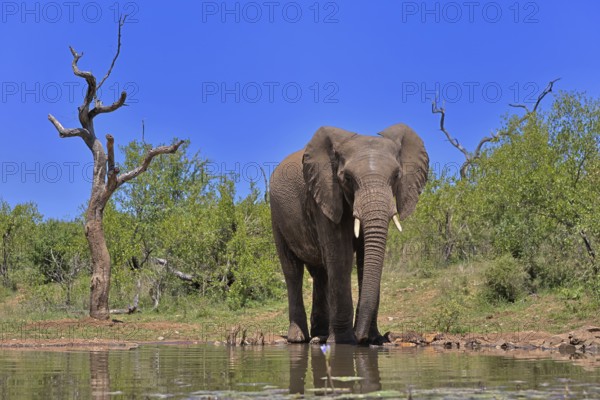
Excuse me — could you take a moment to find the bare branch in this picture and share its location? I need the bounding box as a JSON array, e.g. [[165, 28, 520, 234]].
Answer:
[[117, 140, 186, 186], [97, 15, 127, 93], [69, 46, 97, 118], [90, 91, 127, 119], [109, 287, 138, 315], [109, 305, 137, 315], [47, 114, 90, 139], [533, 78, 560, 113], [473, 131, 500, 157], [508, 103, 530, 113], [432, 98, 471, 167], [141, 120, 146, 145], [432, 79, 560, 179], [106, 134, 115, 172], [509, 78, 561, 118], [580, 230, 596, 261], [67, 16, 129, 126], [106, 134, 119, 190], [154, 257, 201, 282], [258, 164, 270, 203], [51, 19, 130, 153], [480, 79, 560, 159]]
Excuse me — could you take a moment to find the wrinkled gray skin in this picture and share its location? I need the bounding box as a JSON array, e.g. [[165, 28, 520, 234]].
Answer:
[[270, 123, 429, 344]]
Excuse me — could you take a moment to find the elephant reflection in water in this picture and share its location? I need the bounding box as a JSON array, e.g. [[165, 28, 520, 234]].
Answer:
[[289, 345, 382, 394]]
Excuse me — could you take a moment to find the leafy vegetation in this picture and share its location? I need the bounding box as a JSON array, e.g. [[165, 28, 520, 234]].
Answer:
[[0, 91, 598, 328], [387, 91, 599, 307]]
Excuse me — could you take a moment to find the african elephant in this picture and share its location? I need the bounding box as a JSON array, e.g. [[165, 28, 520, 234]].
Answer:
[[270, 123, 429, 344]]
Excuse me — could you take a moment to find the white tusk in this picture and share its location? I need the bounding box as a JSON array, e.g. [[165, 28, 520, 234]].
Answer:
[[392, 214, 403, 233], [354, 218, 361, 238]]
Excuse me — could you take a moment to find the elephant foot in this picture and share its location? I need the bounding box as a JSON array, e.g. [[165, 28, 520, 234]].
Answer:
[[287, 323, 309, 343], [327, 330, 357, 345], [367, 333, 389, 346], [366, 328, 390, 346], [310, 326, 329, 339], [356, 326, 388, 345], [309, 336, 327, 344]]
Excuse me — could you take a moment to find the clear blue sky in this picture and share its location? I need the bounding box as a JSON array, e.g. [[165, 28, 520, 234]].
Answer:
[[1, 1, 599, 219]]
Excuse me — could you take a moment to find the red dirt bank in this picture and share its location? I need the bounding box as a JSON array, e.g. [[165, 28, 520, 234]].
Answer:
[[1, 319, 599, 361]]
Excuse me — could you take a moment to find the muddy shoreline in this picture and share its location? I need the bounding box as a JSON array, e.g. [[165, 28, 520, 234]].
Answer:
[[1, 323, 599, 359]]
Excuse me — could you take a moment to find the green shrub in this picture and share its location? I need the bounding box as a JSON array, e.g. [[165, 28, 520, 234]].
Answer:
[[432, 296, 464, 333], [430, 270, 475, 333], [588, 275, 600, 306], [483, 255, 529, 303]]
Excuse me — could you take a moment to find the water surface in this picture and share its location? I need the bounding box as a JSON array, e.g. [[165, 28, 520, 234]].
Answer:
[[1, 344, 599, 399]]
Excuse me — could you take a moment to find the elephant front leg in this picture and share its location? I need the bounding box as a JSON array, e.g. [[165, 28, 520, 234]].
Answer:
[[307, 265, 329, 339], [324, 252, 356, 344], [313, 214, 356, 344]]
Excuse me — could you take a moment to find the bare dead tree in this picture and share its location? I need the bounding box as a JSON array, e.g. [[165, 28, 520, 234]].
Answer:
[[432, 78, 560, 179], [48, 17, 184, 320]]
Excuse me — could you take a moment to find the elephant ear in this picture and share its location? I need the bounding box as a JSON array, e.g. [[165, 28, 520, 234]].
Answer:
[[379, 123, 429, 220], [303, 126, 356, 223]]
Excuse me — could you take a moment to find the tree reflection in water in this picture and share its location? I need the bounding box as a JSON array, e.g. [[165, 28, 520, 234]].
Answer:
[[89, 351, 110, 400]]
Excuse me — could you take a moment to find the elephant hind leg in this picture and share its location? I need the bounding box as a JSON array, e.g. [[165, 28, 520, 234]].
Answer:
[[306, 265, 329, 339], [283, 258, 309, 343], [275, 232, 309, 343]]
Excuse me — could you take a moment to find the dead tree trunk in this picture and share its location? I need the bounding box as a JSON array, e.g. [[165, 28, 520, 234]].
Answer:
[[48, 18, 184, 319]]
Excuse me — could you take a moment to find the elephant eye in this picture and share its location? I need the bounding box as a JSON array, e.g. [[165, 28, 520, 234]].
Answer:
[[389, 168, 401, 185], [344, 174, 352, 182]]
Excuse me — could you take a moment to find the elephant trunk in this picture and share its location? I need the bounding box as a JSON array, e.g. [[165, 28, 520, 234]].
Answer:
[[354, 190, 394, 344]]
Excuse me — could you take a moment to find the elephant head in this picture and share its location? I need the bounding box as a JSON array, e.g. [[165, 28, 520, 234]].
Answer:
[[302, 123, 428, 342]]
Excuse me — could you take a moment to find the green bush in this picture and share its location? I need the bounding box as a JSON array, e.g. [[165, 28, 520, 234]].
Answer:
[[483, 255, 529, 303], [430, 270, 475, 333], [2, 91, 599, 318], [432, 296, 465, 333], [226, 190, 283, 310], [588, 275, 600, 306]]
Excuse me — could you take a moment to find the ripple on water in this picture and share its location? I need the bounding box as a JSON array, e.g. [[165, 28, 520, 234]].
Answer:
[[0, 344, 599, 399]]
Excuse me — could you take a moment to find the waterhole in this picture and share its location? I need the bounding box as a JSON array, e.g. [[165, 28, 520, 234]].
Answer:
[[1, 344, 599, 399]]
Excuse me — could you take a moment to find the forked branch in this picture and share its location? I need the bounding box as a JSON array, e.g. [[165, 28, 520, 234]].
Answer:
[[69, 46, 96, 123], [90, 91, 127, 119], [117, 140, 186, 187], [431, 100, 470, 159], [509, 78, 560, 115], [49, 17, 128, 148], [432, 78, 560, 179], [47, 114, 90, 139], [97, 15, 127, 93]]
